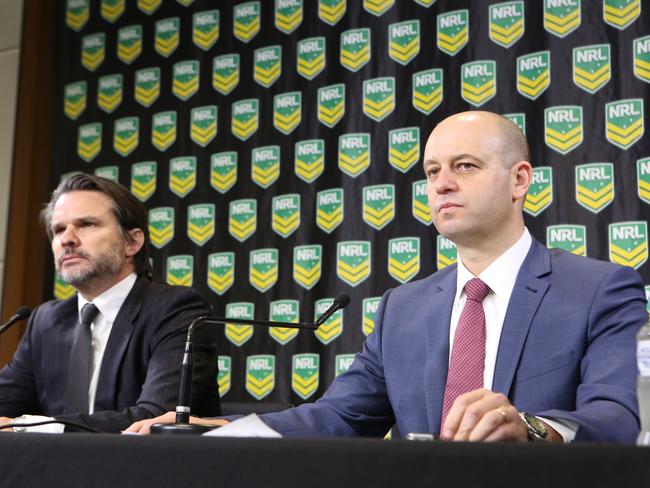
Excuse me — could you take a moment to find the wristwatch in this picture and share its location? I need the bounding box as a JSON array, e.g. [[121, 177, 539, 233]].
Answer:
[[518, 412, 549, 442]]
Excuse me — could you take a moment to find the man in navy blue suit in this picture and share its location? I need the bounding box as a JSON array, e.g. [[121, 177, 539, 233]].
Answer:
[[129, 111, 646, 443]]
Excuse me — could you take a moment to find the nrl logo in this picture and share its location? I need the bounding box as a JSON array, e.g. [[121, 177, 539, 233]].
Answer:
[[249, 248, 279, 293], [187, 204, 215, 246], [363, 184, 395, 230], [573, 44, 611, 94], [609, 221, 648, 269], [637, 157, 650, 205], [337, 241, 371, 287], [547, 225, 587, 256], [274, 92, 302, 135], [544, 106, 583, 154], [138, 0, 161, 15], [318, 84, 345, 128], [297, 37, 326, 80], [217, 356, 231, 397], [246, 355, 275, 400], [335, 354, 355, 376], [605, 99, 644, 149], [54, 273, 76, 300], [517, 51, 550, 100], [177, 0, 195, 6], [193, 10, 220, 51], [94, 166, 119, 182], [503, 113, 526, 134], [272, 194, 301, 237], [269, 300, 300, 345], [148, 207, 174, 249], [169, 157, 196, 198], [208, 253, 234, 296], [436, 235, 457, 270], [151, 111, 177, 152], [225, 303, 254, 347], [295, 139, 325, 183], [294, 245, 322, 290], [113, 117, 139, 157], [575, 163, 614, 213], [316, 188, 344, 233], [543, 0, 581, 38], [231, 99, 259, 141], [340, 28, 371, 72], [191, 106, 217, 147], [363, 0, 394, 16], [412, 69, 443, 115], [603, 0, 640, 30], [101, 0, 124, 23], [251, 146, 280, 188], [211, 151, 238, 194], [339, 133, 370, 177], [389, 127, 420, 173], [389, 20, 420, 65], [461, 60, 496, 107], [412, 180, 431, 225], [275, 0, 303, 34], [130, 161, 157, 202], [229, 199, 257, 242], [362, 297, 381, 336], [388, 237, 420, 284], [81, 33, 105, 72], [437, 10, 469, 56], [135, 67, 160, 107], [98, 74, 122, 113], [363, 77, 395, 122], [117, 25, 142, 64], [254, 45, 282, 87], [319, 0, 346, 25], [66, 0, 89, 31], [524, 167, 553, 217], [233, 1, 261, 43], [64, 81, 86, 120], [213, 54, 240, 95], [166, 255, 193, 287], [155, 17, 179, 57], [489, 1, 524, 48], [172, 60, 199, 101], [292, 353, 319, 400], [314, 298, 344, 344], [77, 123, 101, 162], [633, 35, 650, 83]]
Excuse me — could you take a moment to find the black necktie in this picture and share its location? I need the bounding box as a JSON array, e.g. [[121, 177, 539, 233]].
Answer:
[[64, 303, 100, 414]]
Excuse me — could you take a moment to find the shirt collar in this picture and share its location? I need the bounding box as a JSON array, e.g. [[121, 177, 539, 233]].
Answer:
[[77, 273, 137, 323]]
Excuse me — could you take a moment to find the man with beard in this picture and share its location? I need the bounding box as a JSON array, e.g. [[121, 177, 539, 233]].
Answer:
[[0, 174, 219, 432]]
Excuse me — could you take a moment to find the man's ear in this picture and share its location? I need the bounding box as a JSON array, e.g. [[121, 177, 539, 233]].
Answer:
[[124, 228, 145, 257], [512, 161, 532, 202]]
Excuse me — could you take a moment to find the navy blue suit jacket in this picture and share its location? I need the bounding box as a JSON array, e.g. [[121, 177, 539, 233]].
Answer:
[[260, 240, 647, 443]]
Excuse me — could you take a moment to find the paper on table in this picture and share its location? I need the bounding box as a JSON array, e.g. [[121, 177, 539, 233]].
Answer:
[[202, 414, 283, 438]]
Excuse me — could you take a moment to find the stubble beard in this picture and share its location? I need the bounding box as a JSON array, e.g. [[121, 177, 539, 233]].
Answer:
[[56, 243, 125, 288]]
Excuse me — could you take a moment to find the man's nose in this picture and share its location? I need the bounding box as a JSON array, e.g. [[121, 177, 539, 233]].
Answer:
[[433, 167, 458, 194], [59, 226, 80, 246]]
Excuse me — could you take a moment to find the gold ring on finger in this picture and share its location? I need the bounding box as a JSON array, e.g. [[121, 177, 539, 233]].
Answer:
[[496, 407, 509, 423]]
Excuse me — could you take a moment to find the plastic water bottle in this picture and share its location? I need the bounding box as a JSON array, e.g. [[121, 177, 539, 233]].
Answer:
[[637, 319, 650, 446]]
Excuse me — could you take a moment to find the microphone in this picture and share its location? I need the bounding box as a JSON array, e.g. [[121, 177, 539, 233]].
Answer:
[[151, 294, 351, 435], [0, 306, 31, 336]]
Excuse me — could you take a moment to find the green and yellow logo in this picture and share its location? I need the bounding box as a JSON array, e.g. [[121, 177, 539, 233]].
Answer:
[[292, 354, 319, 400], [250, 249, 279, 293], [547, 225, 587, 256], [252, 146, 280, 189], [169, 156, 196, 198], [412, 180, 431, 225], [231, 99, 259, 141], [318, 84, 345, 128], [269, 300, 299, 345], [217, 356, 231, 397], [637, 157, 650, 204], [634, 36, 650, 83], [211, 151, 237, 194], [77, 123, 101, 162], [412, 68, 443, 115], [54, 273, 76, 300], [339, 133, 370, 177], [362, 297, 381, 336], [388, 237, 420, 284], [461, 60, 496, 107], [603, 0, 640, 30], [148, 207, 174, 248], [191, 106, 217, 147], [489, 1, 524, 48], [295, 139, 324, 183], [187, 204, 214, 246], [389, 20, 420, 65], [389, 127, 419, 173], [337, 241, 371, 287], [98, 74, 122, 113], [294, 245, 322, 290], [178, 0, 196, 6], [246, 355, 275, 400], [517, 51, 550, 100], [117, 25, 142, 64], [364, 0, 394, 16], [134, 67, 160, 107], [503, 112, 526, 134], [213, 54, 240, 95], [94, 166, 119, 181], [544, 106, 583, 154], [66, 0, 89, 31], [166, 255, 193, 287], [131, 161, 156, 202], [314, 299, 344, 344], [336, 354, 355, 376], [193, 10, 219, 51], [525, 167, 553, 217], [155, 17, 179, 57], [152, 111, 177, 152], [81, 33, 105, 71], [573, 44, 611, 93], [340, 28, 370, 72], [276, 0, 303, 34], [172, 60, 199, 101], [229, 199, 256, 242], [363, 77, 395, 122], [317, 188, 344, 233], [437, 235, 457, 270], [274, 92, 301, 135], [544, 0, 581, 38], [138, 0, 161, 15], [437, 10, 469, 56], [297, 37, 325, 80], [208, 253, 235, 296], [414, 0, 436, 5], [225, 302, 254, 347], [575, 163, 614, 213], [609, 221, 648, 269], [233, 1, 261, 43], [254, 45, 282, 87], [101, 0, 124, 23], [363, 184, 394, 230], [319, 0, 346, 25], [113, 117, 139, 157], [606, 99, 644, 149], [64, 81, 86, 120], [272, 194, 300, 237]]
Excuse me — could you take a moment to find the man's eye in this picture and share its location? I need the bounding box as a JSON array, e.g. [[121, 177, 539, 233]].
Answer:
[[426, 168, 439, 177], [458, 162, 474, 170]]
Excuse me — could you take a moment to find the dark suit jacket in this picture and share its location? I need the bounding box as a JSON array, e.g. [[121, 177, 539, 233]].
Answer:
[[0, 276, 220, 432], [260, 239, 647, 443]]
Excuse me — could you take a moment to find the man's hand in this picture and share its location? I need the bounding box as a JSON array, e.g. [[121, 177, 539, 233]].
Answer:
[[0, 417, 15, 432], [123, 412, 229, 435]]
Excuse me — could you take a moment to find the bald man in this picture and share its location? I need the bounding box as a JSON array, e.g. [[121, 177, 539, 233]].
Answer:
[[128, 112, 646, 443]]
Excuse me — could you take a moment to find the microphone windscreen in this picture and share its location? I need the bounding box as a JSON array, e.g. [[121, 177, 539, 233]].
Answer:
[[334, 294, 351, 309], [15, 306, 31, 320]]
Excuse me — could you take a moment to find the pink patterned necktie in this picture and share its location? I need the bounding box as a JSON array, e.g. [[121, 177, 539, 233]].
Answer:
[[440, 277, 490, 429]]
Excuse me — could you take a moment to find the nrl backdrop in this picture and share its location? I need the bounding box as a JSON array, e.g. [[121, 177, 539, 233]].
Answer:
[[50, 0, 650, 407]]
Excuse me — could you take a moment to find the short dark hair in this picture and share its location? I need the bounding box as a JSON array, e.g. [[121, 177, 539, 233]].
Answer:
[[41, 173, 151, 276]]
